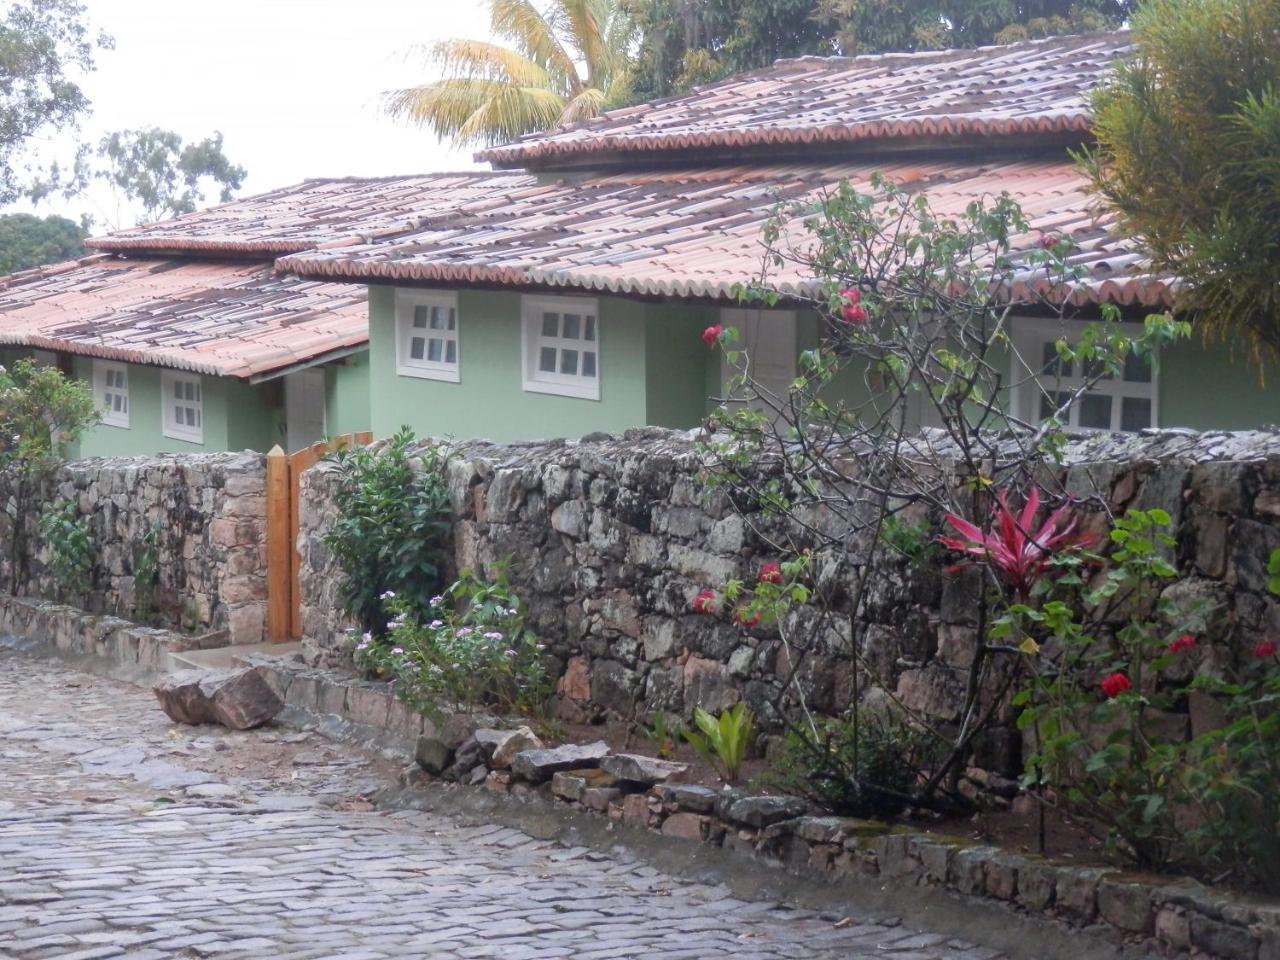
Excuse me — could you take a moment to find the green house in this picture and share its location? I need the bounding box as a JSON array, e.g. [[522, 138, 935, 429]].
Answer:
[[274, 31, 1279, 441], [0, 175, 504, 456]]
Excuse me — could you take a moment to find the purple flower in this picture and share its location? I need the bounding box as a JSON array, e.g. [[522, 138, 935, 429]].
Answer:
[[429, 619, 444, 629], [483, 631, 504, 641], [504, 648, 517, 657], [391, 647, 404, 655], [380, 590, 396, 600]]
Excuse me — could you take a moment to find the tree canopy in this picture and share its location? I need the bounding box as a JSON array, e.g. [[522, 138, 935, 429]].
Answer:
[[0, 0, 109, 205], [93, 128, 246, 227], [384, 0, 634, 149], [0, 212, 86, 274], [1084, 0, 1280, 360], [623, 0, 1130, 100]]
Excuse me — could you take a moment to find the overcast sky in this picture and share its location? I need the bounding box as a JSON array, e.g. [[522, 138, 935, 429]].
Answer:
[[18, 0, 494, 226]]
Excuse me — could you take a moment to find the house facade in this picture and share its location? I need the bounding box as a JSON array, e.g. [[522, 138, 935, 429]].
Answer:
[[273, 32, 1280, 443]]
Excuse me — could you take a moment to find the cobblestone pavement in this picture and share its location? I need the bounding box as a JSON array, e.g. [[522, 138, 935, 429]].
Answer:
[[0, 651, 1006, 960]]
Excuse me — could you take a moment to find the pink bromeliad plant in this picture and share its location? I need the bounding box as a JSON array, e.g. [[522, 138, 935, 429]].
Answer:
[[939, 487, 1091, 599]]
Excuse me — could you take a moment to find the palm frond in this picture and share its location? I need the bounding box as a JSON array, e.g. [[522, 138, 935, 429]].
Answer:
[[455, 83, 568, 146], [489, 0, 580, 91], [558, 86, 607, 125], [408, 39, 551, 89], [558, 0, 611, 84]]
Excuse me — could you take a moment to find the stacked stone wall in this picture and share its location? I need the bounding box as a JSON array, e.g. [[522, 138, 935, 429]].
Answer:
[[0, 452, 268, 643], [298, 427, 1280, 775]]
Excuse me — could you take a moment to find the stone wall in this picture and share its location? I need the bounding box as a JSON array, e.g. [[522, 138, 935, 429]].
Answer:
[[298, 427, 1280, 774], [0, 453, 269, 644]]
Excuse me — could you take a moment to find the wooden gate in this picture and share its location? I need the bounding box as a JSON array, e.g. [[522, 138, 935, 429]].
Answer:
[[265, 432, 372, 641]]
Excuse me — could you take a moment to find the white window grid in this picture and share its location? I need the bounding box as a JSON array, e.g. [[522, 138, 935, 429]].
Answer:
[[396, 291, 459, 382], [161, 372, 203, 443], [522, 296, 600, 400], [1011, 318, 1157, 433], [93, 361, 129, 429]]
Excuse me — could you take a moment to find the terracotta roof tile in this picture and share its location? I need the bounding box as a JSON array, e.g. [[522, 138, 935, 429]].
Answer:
[[478, 32, 1130, 168], [0, 257, 367, 379], [277, 158, 1172, 309], [85, 173, 536, 257]]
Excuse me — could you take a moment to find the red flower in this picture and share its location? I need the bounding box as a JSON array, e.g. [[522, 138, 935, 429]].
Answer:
[[939, 487, 1091, 597], [734, 609, 761, 629], [841, 304, 868, 325], [1168, 634, 1197, 655], [1040, 234, 1061, 249], [1100, 672, 1132, 699], [758, 563, 783, 585], [1252, 641, 1278, 660], [692, 590, 718, 615], [702, 324, 725, 347], [840, 286, 861, 305]]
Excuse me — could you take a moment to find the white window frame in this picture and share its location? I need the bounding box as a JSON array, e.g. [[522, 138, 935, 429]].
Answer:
[[395, 290, 460, 382], [521, 295, 600, 401], [161, 371, 204, 444], [1010, 317, 1158, 433], [92, 360, 130, 429]]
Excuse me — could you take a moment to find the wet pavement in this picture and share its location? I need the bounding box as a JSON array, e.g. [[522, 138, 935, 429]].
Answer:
[[0, 650, 1006, 960]]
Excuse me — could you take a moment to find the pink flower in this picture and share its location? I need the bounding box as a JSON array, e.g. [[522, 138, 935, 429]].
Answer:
[[1168, 634, 1197, 655], [840, 287, 861, 305], [702, 324, 724, 347], [1252, 641, 1278, 660], [939, 487, 1092, 598], [1040, 234, 1061, 249], [692, 590, 718, 615], [758, 563, 783, 585], [734, 609, 760, 629], [841, 304, 868, 325], [1100, 672, 1131, 699]]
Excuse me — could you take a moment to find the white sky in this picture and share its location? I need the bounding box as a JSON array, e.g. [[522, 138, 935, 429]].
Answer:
[[14, 0, 494, 226]]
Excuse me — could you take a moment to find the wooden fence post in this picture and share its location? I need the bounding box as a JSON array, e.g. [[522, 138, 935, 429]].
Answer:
[[265, 445, 291, 642]]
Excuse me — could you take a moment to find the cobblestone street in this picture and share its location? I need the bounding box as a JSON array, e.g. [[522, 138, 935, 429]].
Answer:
[[0, 651, 1007, 960]]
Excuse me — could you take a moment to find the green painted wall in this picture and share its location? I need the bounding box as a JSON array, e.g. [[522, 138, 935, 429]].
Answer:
[[369, 286, 665, 442], [326, 351, 372, 437], [1159, 336, 1280, 430]]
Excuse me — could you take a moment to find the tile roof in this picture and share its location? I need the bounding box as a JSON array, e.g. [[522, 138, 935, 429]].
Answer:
[[0, 256, 368, 379], [478, 31, 1131, 168], [276, 158, 1173, 309], [86, 173, 536, 257]]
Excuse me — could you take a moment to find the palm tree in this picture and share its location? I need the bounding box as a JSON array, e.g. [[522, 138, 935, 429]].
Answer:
[[384, 0, 634, 149]]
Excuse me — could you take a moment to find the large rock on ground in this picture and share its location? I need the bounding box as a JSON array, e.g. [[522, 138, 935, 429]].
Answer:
[[599, 753, 689, 786], [153, 668, 283, 730], [511, 741, 610, 783]]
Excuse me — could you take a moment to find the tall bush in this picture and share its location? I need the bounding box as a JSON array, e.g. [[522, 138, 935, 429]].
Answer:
[[0, 358, 98, 594], [323, 427, 453, 636], [699, 175, 1187, 811]]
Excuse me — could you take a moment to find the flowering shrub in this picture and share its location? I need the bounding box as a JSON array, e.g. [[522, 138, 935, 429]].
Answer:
[[353, 566, 550, 720]]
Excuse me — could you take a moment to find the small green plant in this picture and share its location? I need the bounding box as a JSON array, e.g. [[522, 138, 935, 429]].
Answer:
[[766, 708, 935, 818], [325, 427, 453, 636], [1267, 547, 1280, 595], [37, 499, 92, 601], [132, 519, 161, 622], [354, 565, 550, 720], [684, 703, 755, 783], [641, 710, 683, 759]]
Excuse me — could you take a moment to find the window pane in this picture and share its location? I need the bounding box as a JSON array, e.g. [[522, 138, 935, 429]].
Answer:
[[562, 314, 581, 340], [445, 341, 457, 364], [1082, 356, 1110, 381], [447, 308, 456, 331], [1079, 393, 1113, 429], [539, 347, 557, 373], [413, 305, 429, 328], [541, 312, 559, 338], [560, 349, 578, 376], [1041, 342, 1072, 377], [584, 316, 596, 342], [113, 396, 123, 412], [427, 339, 442, 363], [582, 351, 596, 378], [1124, 349, 1152, 383], [1121, 396, 1152, 432], [173, 405, 183, 422], [428, 307, 444, 330], [192, 383, 200, 401], [174, 382, 182, 399], [410, 337, 425, 361]]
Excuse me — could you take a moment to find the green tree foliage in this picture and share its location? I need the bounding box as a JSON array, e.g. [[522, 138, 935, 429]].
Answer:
[[0, 212, 86, 274], [0, 357, 98, 593], [385, 0, 634, 149], [1084, 0, 1280, 361], [623, 0, 1129, 100], [95, 128, 247, 226], [0, 0, 109, 205]]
